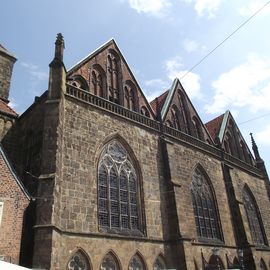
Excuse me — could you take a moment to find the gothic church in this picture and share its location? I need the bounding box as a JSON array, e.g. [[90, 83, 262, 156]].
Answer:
[[0, 34, 270, 270]]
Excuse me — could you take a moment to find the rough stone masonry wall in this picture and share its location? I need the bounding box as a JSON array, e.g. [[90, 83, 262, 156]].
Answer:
[[49, 97, 167, 269], [230, 167, 270, 268], [167, 141, 237, 269], [0, 152, 29, 264], [0, 53, 15, 101]]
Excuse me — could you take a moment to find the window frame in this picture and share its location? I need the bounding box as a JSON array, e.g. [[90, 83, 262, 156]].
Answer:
[[97, 140, 145, 236], [191, 167, 223, 243]]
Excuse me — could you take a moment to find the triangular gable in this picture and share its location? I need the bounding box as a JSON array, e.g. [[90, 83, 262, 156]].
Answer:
[[67, 39, 155, 119], [211, 110, 255, 164], [161, 78, 213, 143], [0, 145, 31, 200]]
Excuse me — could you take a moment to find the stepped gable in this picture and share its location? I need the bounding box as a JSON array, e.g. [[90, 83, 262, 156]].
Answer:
[[67, 39, 155, 119], [150, 90, 169, 116], [0, 99, 18, 117], [205, 113, 224, 141]]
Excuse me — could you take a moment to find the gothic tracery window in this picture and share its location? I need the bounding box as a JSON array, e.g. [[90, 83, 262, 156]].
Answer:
[[68, 251, 90, 270], [153, 255, 166, 270], [100, 252, 119, 270], [128, 254, 146, 270], [191, 168, 222, 241], [243, 187, 266, 245], [98, 140, 142, 234]]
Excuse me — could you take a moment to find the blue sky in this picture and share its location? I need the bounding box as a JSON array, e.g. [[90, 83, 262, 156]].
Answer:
[[1, 0, 270, 172]]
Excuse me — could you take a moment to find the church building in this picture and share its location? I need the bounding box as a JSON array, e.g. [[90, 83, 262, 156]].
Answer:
[[0, 34, 270, 269]]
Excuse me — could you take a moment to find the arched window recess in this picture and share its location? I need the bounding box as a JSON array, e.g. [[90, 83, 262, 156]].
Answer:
[[191, 165, 223, 242], [98, 140, 144, 236], [67, 249, 91, 270], [243, 185, 267, 246]]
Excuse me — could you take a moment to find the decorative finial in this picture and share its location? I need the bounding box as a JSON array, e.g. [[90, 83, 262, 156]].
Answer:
[[250, 132, 262, 161], [55, 33, 64, 47], [54, 33, 65, 62]]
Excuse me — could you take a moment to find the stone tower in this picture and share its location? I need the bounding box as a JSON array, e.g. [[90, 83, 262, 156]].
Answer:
[[0, 44, 16, 102]]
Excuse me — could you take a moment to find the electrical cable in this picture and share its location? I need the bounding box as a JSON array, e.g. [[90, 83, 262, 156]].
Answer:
[[180, 0, 270, 80], [239, 112, 270, 125]]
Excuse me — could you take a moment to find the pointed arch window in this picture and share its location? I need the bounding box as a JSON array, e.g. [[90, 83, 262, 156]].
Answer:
[[243, 187, 266, 245], [260, 258, 267, 270], [129, 254, 146, 270], [171, 106, 180, 130], [107, 53, 121, 104], [191, 167, 222, 241], [192, 116, 203, 140], [140, 106, 150, 117], [68, 250, 91, 270], [154, 255, 166, 270], [98, 140, 143, 235], [100, 252, 120, 270], [178, 91, 189, 133]]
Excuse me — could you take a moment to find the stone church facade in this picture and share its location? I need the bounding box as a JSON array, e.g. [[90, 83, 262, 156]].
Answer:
[[0, 34, 270, 269]]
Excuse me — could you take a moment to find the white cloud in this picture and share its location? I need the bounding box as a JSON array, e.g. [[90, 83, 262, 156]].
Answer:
[[206, 54, 270, 114], [239, 0, 270, 17], [21, 61, 48, 81], [165, 56, 201, 98], [125, 0, 171, 16], [144, 78, 168, 88], [256, 125, 270, 146], [183, 39, 199, 53], [181, 0, 222, 18]]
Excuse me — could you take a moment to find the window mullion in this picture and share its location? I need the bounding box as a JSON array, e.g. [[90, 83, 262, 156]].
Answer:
[[108, 167, 111, 228], [117, 169, 121, 229], [127, 172, 131, 229]]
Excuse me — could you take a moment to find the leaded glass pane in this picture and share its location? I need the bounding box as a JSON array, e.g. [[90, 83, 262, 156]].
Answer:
[[98, 140, 141, 233], [243, 188, 265, 245], [191, 168, 221, 240], [154, 256, 166, 270], [129, 254, 145, 270], [68, 251, 89, 270], [101, 253, 119, 270]]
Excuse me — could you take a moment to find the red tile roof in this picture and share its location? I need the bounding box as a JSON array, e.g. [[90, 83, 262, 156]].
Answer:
[[0, 99, 18, 117], [150, 90, 169, 115], [205, 114, 224, 141]]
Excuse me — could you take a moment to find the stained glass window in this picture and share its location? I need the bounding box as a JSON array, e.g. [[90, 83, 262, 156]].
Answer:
[[243, 187, 266, 245], [153, 255, 166, 270], [129, 254, 146, 270], [68, 251, 90, 270], [191, 168, 222, 241], [98, 140, 141, 233], [100, 253, 119, 270]]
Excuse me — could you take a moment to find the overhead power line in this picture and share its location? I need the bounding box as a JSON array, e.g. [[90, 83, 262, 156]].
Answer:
[[239, 112, 270, 125], [180, 0, 270, 80]]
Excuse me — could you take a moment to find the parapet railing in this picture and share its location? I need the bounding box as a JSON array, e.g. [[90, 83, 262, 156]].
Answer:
[[65, 84, 264, 177], [223, 152, 262, 175], [66, 84, 160, 131]]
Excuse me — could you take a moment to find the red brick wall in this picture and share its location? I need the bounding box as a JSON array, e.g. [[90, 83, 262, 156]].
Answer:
[[0, 151, 29, 264]]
